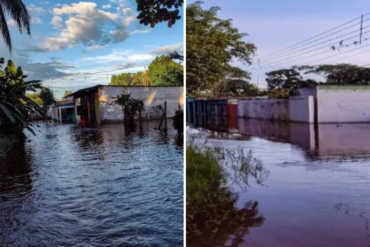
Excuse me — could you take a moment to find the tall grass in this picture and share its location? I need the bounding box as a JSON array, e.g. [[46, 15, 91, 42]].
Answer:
[[0, 136, 18, 160], [186, 144, 269, 246]]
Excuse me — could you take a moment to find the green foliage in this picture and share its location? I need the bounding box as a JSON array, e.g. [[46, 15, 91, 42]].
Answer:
[[147, 55, 183, 86], [39, 88, 55, 113], [0, 0, 31, 52], [267, 89, 291, 99], [26, 92, 42, 105], [62, 90, 72, 99], [296, 64, 370, 85], [136, 0, 183, 28], [0, 136, 18, 160], [112, 90, 145, 126], [265, 68, 305, 90], [187, 144, 268, 245], [110, 56, 183, 86], [172, 109, 183, 133], [186, 2, 256, 95], [0, 58, 43, 137], [111, 73, 134, 86]]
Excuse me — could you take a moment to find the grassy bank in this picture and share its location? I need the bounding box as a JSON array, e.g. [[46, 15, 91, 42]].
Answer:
[[186, 144, 269, 246]]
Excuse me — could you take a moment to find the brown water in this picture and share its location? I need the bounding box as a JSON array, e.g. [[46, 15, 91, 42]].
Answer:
[[188, 119, 370, 247], [0, 121, 183, 247]]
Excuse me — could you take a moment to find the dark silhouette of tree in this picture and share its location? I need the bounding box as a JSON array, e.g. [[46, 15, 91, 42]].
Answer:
[[39, 88, 55, 114], [136, 0, 183, 28], [265, 69, 305, 90], [296, 64, 370, 85], [0, 0, 31, 52]]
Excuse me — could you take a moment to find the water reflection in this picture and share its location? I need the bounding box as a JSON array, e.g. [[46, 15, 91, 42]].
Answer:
[[0, 121, 183, 246], [189, 118, 370, 247], [187, 200, 264, 247]]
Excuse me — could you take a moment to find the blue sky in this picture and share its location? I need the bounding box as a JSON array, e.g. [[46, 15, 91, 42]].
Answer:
[[187, 0, 370, 87], [3, 0, 183, 98]]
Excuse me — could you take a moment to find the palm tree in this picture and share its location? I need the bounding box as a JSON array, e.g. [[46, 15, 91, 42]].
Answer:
[[0, 59, 42, 136], [0, 0, 31, 52]]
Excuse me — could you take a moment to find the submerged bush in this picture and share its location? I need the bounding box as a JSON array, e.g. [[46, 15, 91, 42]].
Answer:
[[186, 144, 269, 246], [0, 136, 18, 160]]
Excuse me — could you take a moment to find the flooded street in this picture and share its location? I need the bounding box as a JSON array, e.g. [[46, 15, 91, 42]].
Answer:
[[0, 121, 183, 247], [189, 119, 370, 247]]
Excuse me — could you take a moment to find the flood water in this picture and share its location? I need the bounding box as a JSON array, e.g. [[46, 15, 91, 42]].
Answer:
[[188, 119, 370, 247], [0, 121, 183, 247]]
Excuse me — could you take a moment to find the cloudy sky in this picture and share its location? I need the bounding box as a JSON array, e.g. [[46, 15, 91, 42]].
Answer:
[[187, 0, 370, 87], [4, 0, 183, 98]]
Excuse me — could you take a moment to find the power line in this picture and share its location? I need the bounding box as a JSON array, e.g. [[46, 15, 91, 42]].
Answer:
[[257, 13, 370, 60], [260, 25, 370, 67], [258, 35, 370, 69], [40, 61, 151, 82], [298, 42, 370, 65]]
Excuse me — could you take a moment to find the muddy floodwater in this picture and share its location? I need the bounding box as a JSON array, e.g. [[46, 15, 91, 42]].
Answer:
[[0, 121, 183, 247], [188, 119, 370, 247]]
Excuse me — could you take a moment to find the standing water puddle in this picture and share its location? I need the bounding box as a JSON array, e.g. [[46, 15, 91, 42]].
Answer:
[[0, 120, 183, 247], [188, 119, 370, 247]]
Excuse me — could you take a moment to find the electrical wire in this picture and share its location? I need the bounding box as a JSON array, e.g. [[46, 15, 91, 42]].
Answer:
[[257, 13, 370, 60]]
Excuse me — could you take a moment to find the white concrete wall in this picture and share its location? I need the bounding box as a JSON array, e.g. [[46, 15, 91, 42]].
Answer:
[[289, 96, 314, 123], [317, 89, 370, 123], [99, 86, 184, 122], [238, 99, 290, 121], [238, 97, 314, 123], [298, 87, 316, 97]]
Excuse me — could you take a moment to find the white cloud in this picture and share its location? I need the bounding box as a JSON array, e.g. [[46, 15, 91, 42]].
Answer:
[[122, 7, 132, 15], [27, 4, 45, 14], [41, 2, 138, 52], [110, 30, 129, 43], [51, 16, 63, 29], [130, 29, 151, 35], [32, 17, 43, 24], [102, 4, 112, 9], [86, 44, 108, 51], [8, 20, 16, 26], [149, 43, 183, 56], [82, 50, 153, 64]]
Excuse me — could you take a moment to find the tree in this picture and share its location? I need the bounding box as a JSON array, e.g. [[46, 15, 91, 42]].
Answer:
[[39, 88, 55, 114], [186, 2, 256, 95], [265, 69, 304, 90], [147, 55, 183, 86], [296, 64, 370, 85], [0, 59, 42, 137], [136, 0, 183, 28], [26, 92, 42, 105], [110, 73, 134, 86], [132, 72, 146, 85], [0, 0, 31, 52], [112, 90, 144, 127], [212, 67, 253, 97], [62, 90, 72, 100]]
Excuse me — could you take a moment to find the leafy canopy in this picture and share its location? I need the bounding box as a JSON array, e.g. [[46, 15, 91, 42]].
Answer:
[[0, 58, 42, 136], [186, 1, 256, 94], [136, 0, 183, 28], [109, 55, 183, 86], [39, 87, 56, 113], [112, 90, 145, 126]]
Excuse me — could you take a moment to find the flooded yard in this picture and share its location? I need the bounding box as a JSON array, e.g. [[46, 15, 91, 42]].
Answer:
[[0, 121, 183, 247], [188, 119, 370, 247]]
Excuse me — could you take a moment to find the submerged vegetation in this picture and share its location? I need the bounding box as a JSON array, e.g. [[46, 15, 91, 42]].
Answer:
[[186, 142, 269, 246], [112, 90, 145, 127], [0, 59, 43, 138]]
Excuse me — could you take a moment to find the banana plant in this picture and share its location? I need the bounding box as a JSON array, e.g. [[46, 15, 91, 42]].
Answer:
[[0, 59, 42, 136]]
